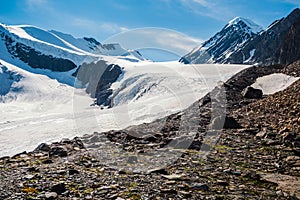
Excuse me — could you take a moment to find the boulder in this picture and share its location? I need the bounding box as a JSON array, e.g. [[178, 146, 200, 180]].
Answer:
[[35, 143, 51, 152], [49, 146, 68, 157], [242, 86, 263, 99], [50, 183, 66, 194], [210, 116, 241, 130]]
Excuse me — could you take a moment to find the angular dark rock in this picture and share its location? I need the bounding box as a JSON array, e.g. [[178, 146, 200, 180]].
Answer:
[[50, 183, 66, 195], [216, 180, 229, 186], [210, 116, 241, 130], [27, 167, 39, 172], [35, 143, 51, 152], [49, 146, 68, 157], [242, 86, 263, 99], [68, 169, 80, 175], [42, 159, 53, 164]]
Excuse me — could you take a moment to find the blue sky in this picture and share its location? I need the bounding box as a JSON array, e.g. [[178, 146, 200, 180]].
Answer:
[[0, 0, 299, 60]]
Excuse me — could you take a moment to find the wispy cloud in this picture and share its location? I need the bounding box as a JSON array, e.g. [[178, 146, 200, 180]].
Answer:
[[179, 0, 234, 21], [104, 28, 203, 56], [153, 30, 203, 53], [190, 0, 211, 7], [72, 18, 128, 35]]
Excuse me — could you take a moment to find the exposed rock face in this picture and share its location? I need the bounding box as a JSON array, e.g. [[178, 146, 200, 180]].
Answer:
[[3, 34, 77, 72], [180, 17, 262, 64], [74, 60, 122, 107], [95, 64, 122, 107], [83, 37, 100, 46], [280, 13, 300, 65]]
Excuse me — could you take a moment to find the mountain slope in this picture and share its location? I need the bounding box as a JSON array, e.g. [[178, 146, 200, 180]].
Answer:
[[1, 62, 298, 199], [181, 8, 300, 66], [0, 59, 74, 103], [0, 23, 144, 79], [179, 17, 262, 64], [224, 8, 300, 65]]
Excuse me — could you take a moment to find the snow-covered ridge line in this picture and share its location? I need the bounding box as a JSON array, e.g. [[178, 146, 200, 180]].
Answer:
[[3, 24, 92, 56], [0, 23, 144, 66]]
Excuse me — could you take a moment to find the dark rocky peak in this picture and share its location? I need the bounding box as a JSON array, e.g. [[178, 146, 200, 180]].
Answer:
[[83, 37, 101, 46], [266, 8, 300, 34], [220, 8, 300, 65], [180, 17, 262, 64], [202, 17, 261, 49]]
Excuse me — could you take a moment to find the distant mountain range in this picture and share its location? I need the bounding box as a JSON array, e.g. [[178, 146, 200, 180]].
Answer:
[[0, 23, 145, 106], [180, 8, 300, 66]]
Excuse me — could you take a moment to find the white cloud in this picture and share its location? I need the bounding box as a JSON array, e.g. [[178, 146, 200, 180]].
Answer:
[[154, 30, 203, 53], [99, 23, 129, 33], [179, 0, 234, 21], [191, 0, 211, 7], [103, 28, 203, 56], [72, 18, 128, 35]]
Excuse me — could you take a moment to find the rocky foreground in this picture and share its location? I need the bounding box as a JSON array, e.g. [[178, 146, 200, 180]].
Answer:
[[0, 62, 299, 199]]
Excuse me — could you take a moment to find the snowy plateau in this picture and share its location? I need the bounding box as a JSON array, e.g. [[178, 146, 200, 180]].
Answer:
[[0, 23, 252, 157]]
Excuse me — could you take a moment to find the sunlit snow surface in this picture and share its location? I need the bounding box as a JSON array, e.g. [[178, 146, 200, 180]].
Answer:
[[0, 59, 248, 157]]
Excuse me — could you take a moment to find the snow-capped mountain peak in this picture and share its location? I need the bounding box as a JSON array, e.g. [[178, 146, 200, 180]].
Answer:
[[179, 16, 262, 64], [181, 8, 300, 65], [226, 17, 263, 34]]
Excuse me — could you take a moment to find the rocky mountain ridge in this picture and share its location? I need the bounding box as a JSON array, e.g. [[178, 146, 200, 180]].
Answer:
[[179, 17, 262, 64], [181, 8, 300, 66]]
